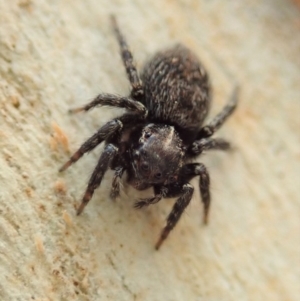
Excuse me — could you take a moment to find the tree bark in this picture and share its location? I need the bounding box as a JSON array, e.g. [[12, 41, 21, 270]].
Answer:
[[0, 1, 299, 300]]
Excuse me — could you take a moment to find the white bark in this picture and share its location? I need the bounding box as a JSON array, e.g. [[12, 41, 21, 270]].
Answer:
[[0, 1, 299, 300]]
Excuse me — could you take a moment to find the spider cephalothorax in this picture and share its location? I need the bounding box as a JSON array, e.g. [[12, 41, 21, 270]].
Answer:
[[59, 16, 238, 249], [128, 124, 185, 187]]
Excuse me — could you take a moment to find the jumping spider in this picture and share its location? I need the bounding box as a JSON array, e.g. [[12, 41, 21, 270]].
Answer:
[[59, 17, 238, 249]]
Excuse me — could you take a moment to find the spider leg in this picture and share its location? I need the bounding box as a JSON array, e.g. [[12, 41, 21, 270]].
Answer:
[[77, 144, 118, 215], [155, 183, 194, 250], [188, 137, 230, 157], [110, 166, 125, 200], [182, 163, 210, 224], [198, 85, 239, 138], [59, 119, 122, 172], [134, 194, 163, 209], [134, 186, 168, 208], [69, 94, 147, 117], [111, 16, 143, 99]]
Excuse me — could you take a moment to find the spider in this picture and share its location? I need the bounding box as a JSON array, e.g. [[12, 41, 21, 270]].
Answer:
[[59, 16, 238, 250]]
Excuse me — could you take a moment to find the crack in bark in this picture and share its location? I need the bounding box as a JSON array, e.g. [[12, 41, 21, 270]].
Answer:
[[106, 253, 137, 300]]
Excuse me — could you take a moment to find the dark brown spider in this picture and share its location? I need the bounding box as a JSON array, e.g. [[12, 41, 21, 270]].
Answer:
[[59, 16, 238, 250]]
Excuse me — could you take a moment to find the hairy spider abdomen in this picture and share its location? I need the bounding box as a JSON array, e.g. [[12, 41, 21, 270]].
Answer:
[[141, 44, 211, 143]]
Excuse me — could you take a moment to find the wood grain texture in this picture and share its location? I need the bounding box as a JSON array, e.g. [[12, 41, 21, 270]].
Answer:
[[0, 0, 299, 300]]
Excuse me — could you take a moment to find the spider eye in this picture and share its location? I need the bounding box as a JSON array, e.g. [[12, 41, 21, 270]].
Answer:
[[141, 162, 149, 172], [155, 172, 162, 180]]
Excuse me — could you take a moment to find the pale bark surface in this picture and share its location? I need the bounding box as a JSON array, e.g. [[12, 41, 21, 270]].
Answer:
[[0, 1, 299, 300]]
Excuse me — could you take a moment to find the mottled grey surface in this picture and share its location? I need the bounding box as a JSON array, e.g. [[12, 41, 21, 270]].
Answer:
[[0, 0, 299, 300]]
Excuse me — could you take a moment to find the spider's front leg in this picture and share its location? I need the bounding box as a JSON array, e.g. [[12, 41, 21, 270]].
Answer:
[[60, 95, 148, 171], [59, 119, 122, 172], [77, 143, 118, 215], [110, 166, 125, 200], [155, 184, 194, 250], [182, 163, 211, 224], [134, 188, 166, 209]]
